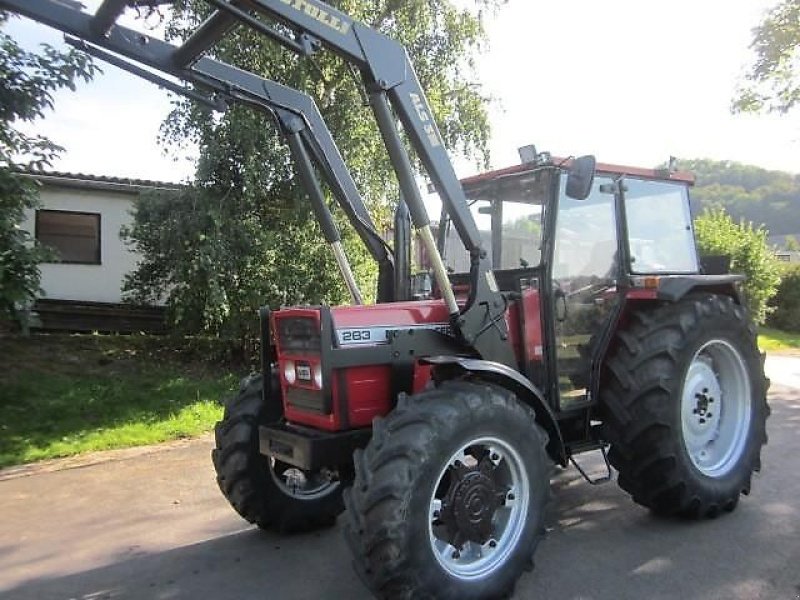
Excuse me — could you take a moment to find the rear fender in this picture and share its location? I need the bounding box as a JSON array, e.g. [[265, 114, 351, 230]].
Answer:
[[423, 356, 567, 466], [656, 274, 744, 303]]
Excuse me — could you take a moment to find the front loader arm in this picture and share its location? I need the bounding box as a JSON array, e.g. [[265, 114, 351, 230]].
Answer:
[[235, 1, 507, 336], [204, 0, 517, 365], [238, 1, 482, 242], [168, 0, 485, 320]]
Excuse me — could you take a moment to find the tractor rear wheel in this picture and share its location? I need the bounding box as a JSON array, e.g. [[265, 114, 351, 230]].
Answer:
[[344, 380, 551, 599], [601, 294, 769, 518], [212, 374, 345, 532]]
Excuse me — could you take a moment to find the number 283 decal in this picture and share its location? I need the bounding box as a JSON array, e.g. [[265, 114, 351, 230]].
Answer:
[[336, 324, 450, 347]]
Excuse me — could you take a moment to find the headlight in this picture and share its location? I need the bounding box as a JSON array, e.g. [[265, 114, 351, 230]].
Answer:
[[283, 360, 296, 384]]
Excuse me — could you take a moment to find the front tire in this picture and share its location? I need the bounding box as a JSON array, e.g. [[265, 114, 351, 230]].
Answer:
[[344, 380, 551, 599], [601, 294, 769, 518], [212, 374, 345, 532]]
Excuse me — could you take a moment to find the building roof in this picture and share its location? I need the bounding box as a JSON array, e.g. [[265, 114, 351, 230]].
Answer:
[[20, 170, 185, 193]]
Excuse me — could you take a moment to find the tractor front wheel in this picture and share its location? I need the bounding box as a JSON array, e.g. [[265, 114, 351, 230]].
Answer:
[[601, 294, 769, 518], [344, 380, 551, 599], [212, 374, 345, 532]]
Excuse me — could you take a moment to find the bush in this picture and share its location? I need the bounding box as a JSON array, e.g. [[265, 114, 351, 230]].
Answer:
[[767, 264, 800, 332], [694, 208, 781, 324]]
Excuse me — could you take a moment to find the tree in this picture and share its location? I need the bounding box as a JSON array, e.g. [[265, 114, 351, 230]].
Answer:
[[693, 208, 782, 324], [733, 0, 800, 116], [670, 158, 800, 237], [121, 184, 367, 344], [125, 0, 504, 341], [0, 13, 96, 325]]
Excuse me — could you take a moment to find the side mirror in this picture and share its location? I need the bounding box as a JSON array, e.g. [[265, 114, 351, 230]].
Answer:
[[566, 155, 596, 200], [411, 272, 433, 300]]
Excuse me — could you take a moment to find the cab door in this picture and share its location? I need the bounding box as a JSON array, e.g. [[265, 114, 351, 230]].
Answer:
[[546, 175, 621, 411]]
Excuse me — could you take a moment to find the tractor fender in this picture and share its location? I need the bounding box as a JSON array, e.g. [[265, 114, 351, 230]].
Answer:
[[423, 356, 567, 466], [656, 274, 745, 303]]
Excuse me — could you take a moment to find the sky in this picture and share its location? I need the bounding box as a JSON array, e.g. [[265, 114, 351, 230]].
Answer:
[[5, 0, 798, 184]]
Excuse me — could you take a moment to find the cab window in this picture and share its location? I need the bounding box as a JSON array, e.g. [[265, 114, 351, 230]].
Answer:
[[624, 179, 699, 274], [441, 171, 549, 273]]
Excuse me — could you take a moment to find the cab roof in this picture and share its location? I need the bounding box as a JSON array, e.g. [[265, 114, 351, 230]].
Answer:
[[460, 157, 695, 190]]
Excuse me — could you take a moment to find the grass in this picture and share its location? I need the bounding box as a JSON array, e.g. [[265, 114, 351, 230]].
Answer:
[[758, 327, 800, 353], [0, 333, 242, 468]]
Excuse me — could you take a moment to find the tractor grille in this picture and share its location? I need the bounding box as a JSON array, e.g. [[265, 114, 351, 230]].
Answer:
[[286, 387, 329, 414]]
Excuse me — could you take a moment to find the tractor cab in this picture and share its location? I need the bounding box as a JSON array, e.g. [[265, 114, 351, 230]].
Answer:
[[439, 153, 701, 412]]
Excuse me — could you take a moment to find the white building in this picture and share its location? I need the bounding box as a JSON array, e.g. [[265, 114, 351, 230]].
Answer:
[[775, 250, 800, 264], [19, 171, 178, 331]]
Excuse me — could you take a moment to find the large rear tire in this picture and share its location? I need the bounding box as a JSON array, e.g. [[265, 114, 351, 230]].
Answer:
[[212, 374, 345, 532], [601, 294, 769, 518], [344, 380, 551, 599]]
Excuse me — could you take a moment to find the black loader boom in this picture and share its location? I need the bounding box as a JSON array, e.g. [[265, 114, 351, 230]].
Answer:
[[0, 0, 516, 366]]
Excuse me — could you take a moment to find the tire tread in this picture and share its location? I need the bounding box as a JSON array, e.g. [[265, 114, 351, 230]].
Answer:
[[344, 380, 551, 599], [601, 294, 769, 518], [212, 374, 344, 532]]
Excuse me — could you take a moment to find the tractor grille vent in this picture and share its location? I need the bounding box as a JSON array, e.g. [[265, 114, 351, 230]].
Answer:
[[286, 387, 329, 414]]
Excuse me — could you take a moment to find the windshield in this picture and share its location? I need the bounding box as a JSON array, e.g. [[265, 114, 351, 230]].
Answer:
[[440, 170, 550, 272], [553, 175, 618, 281]]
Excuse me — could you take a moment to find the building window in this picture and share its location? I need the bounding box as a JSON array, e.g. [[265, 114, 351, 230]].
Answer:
[[36, 210, 101, 265]]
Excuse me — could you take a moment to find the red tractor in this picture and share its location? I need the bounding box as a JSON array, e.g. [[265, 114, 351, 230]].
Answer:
[[5, 1, 768, 598], [222, 155, 768, 599]]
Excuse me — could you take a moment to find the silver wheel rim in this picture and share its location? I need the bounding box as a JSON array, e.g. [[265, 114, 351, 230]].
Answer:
[[680, 339, 752, 477], [428, 436, 529, 581], [269, 458, 340, 500]]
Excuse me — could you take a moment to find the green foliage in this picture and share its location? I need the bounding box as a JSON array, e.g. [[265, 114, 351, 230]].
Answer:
[[733, 0, 800, 115], [758, 326, 800, 351], [122, 185, 372, 341], [125, 1, 503, 339], [767, 263, 800, 332], [0, 14, 95, 168], [694, 209, 782, 323], [0, 333, 238, 467], [0, 172, 50, 322], [0, 370, 234, 467], [0, 14, 96, 324], [675, 158, 800, 237]]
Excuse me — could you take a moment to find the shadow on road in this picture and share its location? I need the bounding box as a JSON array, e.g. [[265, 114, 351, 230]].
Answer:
[[0, 525, 367, 600]]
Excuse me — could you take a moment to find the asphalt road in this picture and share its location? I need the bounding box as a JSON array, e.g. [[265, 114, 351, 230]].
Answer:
[[1, 363, 798, 600], [766, 353, 800, 389]]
